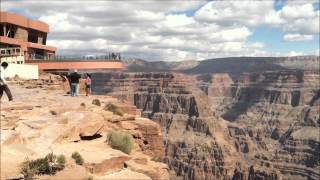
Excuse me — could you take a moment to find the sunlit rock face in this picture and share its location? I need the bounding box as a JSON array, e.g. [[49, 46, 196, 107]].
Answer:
[[1, 74, 169, 180], [92, 55, 320, 180]]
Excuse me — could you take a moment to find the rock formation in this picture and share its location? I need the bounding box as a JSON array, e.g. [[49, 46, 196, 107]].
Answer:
[[0, 75, 169, 180], [91, 60, 320, 180]]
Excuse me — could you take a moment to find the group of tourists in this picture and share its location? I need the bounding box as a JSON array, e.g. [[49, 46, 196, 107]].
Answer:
[[109, 52, 121, 60], [69, 69, 92, 97], [0, 63, 94, 102]]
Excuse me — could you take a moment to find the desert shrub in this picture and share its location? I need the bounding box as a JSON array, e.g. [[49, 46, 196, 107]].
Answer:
[[50, 110, 58, 115], [20, 159, 37, 180], [20, 153, 66, 179], [105, 103, 123, 116], [80, 102, 86, 108], [45, 152, 56, 163], [92, 99, 101, 106], [29, 158, 52, 175], [107, 131, 133, 154], [56, 154, 66, 168], [71, 152, 84, 165]]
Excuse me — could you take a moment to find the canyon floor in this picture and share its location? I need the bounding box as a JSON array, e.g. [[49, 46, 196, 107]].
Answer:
[[0, 75, 169, 180]]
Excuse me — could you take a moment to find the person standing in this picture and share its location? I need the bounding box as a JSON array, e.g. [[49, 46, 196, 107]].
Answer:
[[69, 69, 81, 96], [85, 73, 92, 96], [0, 62, 13, 101]]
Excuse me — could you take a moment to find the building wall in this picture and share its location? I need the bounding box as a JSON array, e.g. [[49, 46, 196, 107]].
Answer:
[[0, 12, 49, 33], [14, 27, 28, 42], [5, 63, 39, 79], [0, 12, 56, 59]]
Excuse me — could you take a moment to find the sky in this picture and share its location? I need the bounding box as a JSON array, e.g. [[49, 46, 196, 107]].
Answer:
[[1, 0, 320, 61]]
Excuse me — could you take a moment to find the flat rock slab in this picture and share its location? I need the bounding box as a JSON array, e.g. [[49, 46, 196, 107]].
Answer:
[[95, 169, 152, 180], [90, 156, 131, 175], [38, 165, 88, 180]]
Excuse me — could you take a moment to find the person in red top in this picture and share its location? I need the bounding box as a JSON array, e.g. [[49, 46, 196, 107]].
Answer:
[[85, 73, 92, 96]]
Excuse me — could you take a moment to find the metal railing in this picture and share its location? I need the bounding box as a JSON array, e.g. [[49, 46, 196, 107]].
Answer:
[[29, 54, 127, 62], [0, 47, 22, 57]]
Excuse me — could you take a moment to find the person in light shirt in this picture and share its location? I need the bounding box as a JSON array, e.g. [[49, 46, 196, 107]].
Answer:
[[0, 62, 13, 101]]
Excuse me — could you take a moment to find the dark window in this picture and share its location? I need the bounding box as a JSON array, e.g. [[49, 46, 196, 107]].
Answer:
[[28, 29, 38, 43], [0, 24, 4, 36]]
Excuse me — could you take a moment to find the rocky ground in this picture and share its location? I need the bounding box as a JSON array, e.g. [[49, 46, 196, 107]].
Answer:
[[0, 74, 169, 180]]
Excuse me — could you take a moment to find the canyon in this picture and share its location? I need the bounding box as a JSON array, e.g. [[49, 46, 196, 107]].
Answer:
[[90, 56, 320, 180], [1, 56, 319, 180]]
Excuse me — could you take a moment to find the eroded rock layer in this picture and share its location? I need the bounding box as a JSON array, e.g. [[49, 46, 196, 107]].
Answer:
[[92, 70, 320, 180]]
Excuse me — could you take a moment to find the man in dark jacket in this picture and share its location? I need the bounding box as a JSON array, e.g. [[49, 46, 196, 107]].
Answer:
[[70, 69, 81, 96]]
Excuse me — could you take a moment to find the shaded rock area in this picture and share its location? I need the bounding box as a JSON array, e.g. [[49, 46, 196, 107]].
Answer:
[[0, 75, 169, 180], [91, 67, 320, 180]]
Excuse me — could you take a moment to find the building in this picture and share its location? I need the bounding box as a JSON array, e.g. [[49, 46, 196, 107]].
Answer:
[[0, 11, 56, 64], [0, 11, 123, 79]]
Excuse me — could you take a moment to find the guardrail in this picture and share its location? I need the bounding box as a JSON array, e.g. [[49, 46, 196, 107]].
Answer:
[[29, 55, 130, 62], [0, 47, 22, 57], [30, 53, 125, 61]]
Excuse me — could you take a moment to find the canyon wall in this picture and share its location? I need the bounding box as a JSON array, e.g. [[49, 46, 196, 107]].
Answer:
[[205, 70, 320, 179], [91, 63, 319, 179]]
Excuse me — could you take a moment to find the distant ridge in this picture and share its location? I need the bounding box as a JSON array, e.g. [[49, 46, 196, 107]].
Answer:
[[124, 56, 319, 76]]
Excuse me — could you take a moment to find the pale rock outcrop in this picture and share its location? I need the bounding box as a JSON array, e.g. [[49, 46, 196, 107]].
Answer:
[[0, 75, 169, 180]]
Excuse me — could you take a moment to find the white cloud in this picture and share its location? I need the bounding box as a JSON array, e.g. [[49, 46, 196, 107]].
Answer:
[[280, 2, 319, 35], [163, 14, 195, 27], [2, 0, 318, 61], [264, 11, 284, 25], [283, 34, 313, 41], [282, 16, 319, 34], [287, 51, 305, 56], [248, 42, 265, 49], [40, 13, 78, 32], [199, 27, 252, 43], [194, 1, 282, 27], [281, 3, 316, 19]]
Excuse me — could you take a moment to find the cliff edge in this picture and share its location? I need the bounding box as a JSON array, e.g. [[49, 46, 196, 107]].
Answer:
[[0, 74, 169, 180]]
